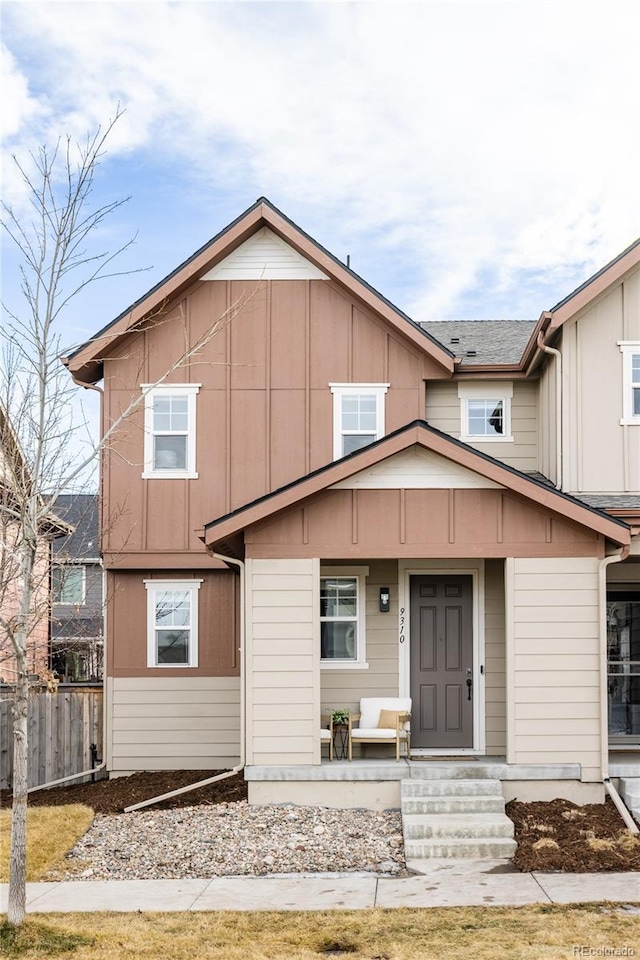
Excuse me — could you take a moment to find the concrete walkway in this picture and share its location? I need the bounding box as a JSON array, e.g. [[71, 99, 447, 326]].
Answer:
[[2, 861, 639, 913]]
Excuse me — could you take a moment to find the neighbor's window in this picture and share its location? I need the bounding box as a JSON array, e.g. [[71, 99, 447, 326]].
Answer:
[[329, 384, 389, 459], [320, 567, 368, 669], [619, 343, 640, 424], [145, 579, 202, 667], [142, 383, 200, 478], [52, 565, 85, 605], [458, 383, 513, 442]]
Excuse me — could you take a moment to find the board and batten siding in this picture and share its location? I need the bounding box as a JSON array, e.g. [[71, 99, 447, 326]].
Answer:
[[106, 676, 240, 772], [506, 557, 602, 781], [561, 265, 640, 494], [425, 381, 538, 472], [321, 560, 399, 716], [246, 558, 320, 766]]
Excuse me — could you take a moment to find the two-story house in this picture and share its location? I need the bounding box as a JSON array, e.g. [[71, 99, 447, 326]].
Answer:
[[50, 494, 103, 683], [64, 199, 640, 812]]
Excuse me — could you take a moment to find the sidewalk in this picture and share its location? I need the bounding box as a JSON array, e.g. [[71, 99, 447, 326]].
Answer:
[[2, 861, 639, 913]]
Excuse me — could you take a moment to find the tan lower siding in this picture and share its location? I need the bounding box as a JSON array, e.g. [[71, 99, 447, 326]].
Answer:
[[246, 558, 320, 765], [484, 559, 506, 754], [108, 676, 240, 772], [509, 557, 602, 780]]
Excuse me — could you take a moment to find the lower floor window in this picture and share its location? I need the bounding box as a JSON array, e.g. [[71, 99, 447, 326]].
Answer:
[[607, 593, 640, 739], [320, 567, 368, 668], [145, 579, 202, 667]]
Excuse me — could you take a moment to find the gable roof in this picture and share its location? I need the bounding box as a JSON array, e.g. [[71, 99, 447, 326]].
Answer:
[[65, 198, 455, 384], [203, 420, 630, 549]]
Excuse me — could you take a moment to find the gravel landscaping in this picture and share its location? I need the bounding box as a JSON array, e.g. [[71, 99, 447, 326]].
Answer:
[[45, 800, 407, 881]]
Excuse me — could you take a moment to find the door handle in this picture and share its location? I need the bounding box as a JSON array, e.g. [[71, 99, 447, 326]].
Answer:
[[466, 668, 473, 701]]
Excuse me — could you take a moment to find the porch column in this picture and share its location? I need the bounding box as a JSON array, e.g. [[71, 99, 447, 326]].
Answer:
[[245, 558, 320, 765], [505, 557, 602, 781]]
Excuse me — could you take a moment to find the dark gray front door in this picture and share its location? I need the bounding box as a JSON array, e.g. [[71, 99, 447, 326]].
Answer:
[[410, 574, 474, 749]]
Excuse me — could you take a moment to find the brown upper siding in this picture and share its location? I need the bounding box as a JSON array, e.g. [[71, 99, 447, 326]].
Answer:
[[243, 487, 605, 560], [106, 569, 239, 678], [103, 279, 433, 562]]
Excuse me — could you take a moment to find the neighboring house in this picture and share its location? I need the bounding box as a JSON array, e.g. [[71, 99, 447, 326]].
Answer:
[[0, 405, 69, 683], [64, 199, 640, 808], [50, 494, 103, 682]]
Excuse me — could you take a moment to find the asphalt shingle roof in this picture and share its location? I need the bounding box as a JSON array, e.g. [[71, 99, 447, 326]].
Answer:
[[420, 320, 537, 365], [51, 494, 99, 559], [574, 495, 640, 510]]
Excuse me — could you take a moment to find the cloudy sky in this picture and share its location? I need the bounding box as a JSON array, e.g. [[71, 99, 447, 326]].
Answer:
[[2, 0, 640, 352]]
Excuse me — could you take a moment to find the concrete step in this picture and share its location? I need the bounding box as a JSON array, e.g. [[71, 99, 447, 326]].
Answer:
[[405, 837, 517, 859], [401, 778, 503, 798], [403, 813, 515, 841], [408, 764, 496, 780], [402, 794, 506, 815], [619, 778, 640, 819]]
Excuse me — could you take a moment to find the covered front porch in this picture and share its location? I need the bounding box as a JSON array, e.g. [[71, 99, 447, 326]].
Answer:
[[203, 423, 635, 809]]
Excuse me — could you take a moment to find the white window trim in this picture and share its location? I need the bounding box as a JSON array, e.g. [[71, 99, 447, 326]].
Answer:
[[457, 382, 513, 442], [329, 383, 389, 460], [53, 563, 86, 606], [141, 383, 201, 479], [618, 342, 640, 425], [320, 565, 369, 670], [144, 579, 203, 668]]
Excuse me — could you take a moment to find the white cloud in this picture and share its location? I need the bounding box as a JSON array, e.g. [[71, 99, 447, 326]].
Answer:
[[2, 0, 640, 320]]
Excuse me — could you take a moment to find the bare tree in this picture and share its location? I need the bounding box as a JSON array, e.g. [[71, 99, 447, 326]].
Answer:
[[0, 113, 248, 926]]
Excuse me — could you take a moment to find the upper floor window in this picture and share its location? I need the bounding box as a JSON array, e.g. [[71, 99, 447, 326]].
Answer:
[[329, 383, 389, 459], [52, 564, 85, 605], [144, 579, 202, 667], [320, 566, 368, 669], [619, 343, 640, 425], [142, 383, 200, 478], [458, 382, 513, 442]]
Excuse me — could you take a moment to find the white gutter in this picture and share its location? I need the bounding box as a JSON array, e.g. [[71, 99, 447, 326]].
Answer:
[[124, 552, 246, 813], [536, 331, 562, 489], [598, 545, 638, 833]]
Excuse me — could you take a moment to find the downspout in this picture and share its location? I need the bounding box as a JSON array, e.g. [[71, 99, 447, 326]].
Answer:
[[598, 545, 638, 833], [536, 331, 562, 489], [125, 552, 245, 813]]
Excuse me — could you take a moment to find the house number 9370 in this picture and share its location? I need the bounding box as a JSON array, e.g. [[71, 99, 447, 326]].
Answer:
[[399, 607, 406, 644]]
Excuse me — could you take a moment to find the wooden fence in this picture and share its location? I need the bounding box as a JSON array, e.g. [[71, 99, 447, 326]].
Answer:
[[0, 685, 103, 790]]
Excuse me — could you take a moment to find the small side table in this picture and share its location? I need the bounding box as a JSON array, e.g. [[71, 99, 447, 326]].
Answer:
[[333, 724, 349, 761]]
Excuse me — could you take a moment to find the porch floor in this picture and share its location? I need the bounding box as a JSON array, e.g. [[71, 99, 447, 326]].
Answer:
[[245, 753, 640, 783]]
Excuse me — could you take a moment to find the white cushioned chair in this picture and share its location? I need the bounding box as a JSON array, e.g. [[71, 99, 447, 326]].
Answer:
[[348, 697, 411, 761], [320, 716, 334, 761]]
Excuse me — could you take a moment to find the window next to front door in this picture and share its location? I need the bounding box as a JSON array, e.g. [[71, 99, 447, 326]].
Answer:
[[607, 593, 640, 740]]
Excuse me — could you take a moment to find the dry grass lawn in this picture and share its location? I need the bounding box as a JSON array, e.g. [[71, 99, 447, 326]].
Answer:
[[1, 905, 639, 959], [0, 805, 94, 882]]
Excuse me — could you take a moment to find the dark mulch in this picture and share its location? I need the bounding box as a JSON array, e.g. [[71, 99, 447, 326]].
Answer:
[[0, 770, 247, 814], [507, 797, 640, 872]]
